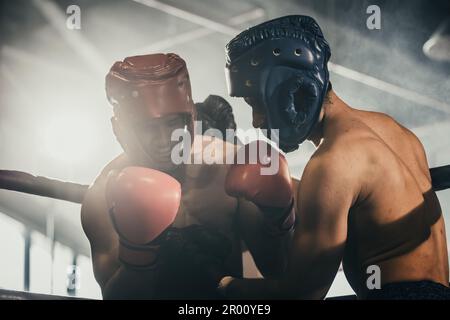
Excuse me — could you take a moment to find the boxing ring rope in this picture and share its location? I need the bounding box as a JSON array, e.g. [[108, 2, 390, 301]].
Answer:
[[1, 165, 449, 205], [0, 170, 88, 204], [430, 165, 450, 191]]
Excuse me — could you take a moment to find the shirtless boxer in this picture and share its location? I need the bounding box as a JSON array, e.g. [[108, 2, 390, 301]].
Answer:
[[80, 53, 295, 299], [220, 15, 450, 299]]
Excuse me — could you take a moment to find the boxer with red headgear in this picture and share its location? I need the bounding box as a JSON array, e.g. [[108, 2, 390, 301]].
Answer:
[[80, 53, 294, 299], [105, 53, 195, 173]]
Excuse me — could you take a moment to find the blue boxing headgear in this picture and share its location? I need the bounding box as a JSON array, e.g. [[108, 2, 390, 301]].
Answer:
[[225, 15, 331, 152]]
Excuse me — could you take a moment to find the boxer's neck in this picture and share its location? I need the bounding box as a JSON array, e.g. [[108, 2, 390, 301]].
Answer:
[[127, 155, 187, 185], [308, 90, 347, 147]]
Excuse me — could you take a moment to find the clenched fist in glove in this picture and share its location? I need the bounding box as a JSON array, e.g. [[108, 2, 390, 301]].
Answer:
[[225, 140, 295, 235], [106, 166, 181, 269]]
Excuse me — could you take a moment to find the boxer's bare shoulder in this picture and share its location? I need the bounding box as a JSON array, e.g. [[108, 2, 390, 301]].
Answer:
[[351, 109, 431, 187], [81, 153, 130, 223], [313, 109, 426, 187], [94, 153, 131, 186]]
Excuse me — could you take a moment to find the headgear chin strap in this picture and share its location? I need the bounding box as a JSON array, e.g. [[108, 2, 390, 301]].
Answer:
[[225, 15, 331, 152]]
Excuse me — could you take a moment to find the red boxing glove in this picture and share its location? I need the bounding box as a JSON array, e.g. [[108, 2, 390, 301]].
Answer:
[[225, 140, 295, 234], [106, 166, 181, 268]]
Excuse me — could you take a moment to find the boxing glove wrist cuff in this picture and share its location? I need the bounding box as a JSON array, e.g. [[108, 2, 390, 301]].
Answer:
[[109, 208, 166, 269], [118, 240, 161, 270], [261, 199, 296, 237]]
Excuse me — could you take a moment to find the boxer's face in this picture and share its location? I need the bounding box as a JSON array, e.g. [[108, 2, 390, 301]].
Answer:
[[244, 89, 326, 132], [114, 112, 192, 172], [244, 93, 326, 150]]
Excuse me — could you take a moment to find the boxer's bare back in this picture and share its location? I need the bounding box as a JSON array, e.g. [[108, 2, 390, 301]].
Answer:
[[295, 92, 449, 298]]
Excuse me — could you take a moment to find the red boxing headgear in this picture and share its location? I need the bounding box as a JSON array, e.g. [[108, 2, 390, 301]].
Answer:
[[105, 53, 195, 120]]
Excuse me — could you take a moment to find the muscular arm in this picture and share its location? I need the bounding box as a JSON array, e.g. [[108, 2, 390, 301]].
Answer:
[[236, 201, 290, 278], [236, 178, 299, 278], [82, 172, 170, 299], [81, 154, 158, 297], [80, 177, 120, 290], [224, 156, 356, 299]]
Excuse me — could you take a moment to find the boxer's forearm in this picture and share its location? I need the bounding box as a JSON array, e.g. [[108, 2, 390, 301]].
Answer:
[[238, 199, 293, 277], [249, 229, 292, 278], [255, 204, 295, 277]]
